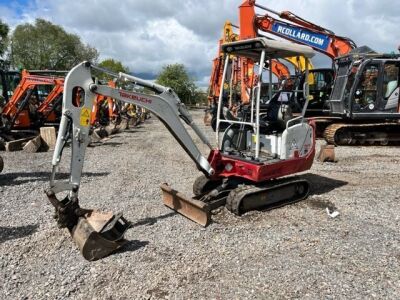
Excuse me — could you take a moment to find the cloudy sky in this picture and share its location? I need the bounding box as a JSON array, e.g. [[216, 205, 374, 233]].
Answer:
[[1, 0, 399, 87]]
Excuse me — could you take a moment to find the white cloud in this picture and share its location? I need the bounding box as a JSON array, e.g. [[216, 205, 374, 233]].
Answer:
[[1, 0, 399, 88]]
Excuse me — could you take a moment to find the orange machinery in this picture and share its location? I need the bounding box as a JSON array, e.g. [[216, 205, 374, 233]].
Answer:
[[239, 0, 356, 60], [1, 70, 64, 130], [206, 21, 292, 125], [90, 80, 118, 126], [238, 1, 356, 116]]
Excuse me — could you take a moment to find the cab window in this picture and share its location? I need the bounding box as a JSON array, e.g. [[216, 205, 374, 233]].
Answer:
[[353, 64, 379, 111], [383, 63, 399, 98]]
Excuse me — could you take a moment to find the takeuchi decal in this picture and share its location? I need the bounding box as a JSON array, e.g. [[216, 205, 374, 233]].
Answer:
[[118, 91, 152, 104]]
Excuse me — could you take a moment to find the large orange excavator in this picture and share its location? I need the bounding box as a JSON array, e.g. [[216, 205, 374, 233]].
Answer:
[[239, 1, 356, 59], [1, 70, 65, 130], [238, 1, 400, 146], [238, 1, 354, 116]]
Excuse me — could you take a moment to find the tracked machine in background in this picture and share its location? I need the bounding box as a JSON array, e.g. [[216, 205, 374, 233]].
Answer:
[[239, 0, 400, 145], [47, 38, 316, 260], [324, 52, 400, 145], [0, 70, 65, 132]]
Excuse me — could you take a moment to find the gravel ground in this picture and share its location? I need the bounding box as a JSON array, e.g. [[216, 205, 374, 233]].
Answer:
[[1, 109, 399, 299]]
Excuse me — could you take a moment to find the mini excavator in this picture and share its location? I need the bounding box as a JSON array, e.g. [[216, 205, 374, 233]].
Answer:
[[1, 70, 64, 130], [47, 38, 316, 260]]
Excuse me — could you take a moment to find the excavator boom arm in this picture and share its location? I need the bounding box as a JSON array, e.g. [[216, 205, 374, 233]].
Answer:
[[239, 0, 356, 60], [50, 62, 214, 200]]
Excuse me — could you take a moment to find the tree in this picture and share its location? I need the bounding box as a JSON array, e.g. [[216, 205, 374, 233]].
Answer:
[[0, 19, 9, 58], [156, 64, 196, 103], [9, 19, 99, 70], [97, 58, 129, 81]]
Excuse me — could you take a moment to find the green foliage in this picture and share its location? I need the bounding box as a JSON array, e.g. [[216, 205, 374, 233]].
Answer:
[[97, 58, 129, 81], [156, 64, 197, 103], [0, 19, 9, 58], [192, 90, 208, 105], [9, 19, 99, 70]]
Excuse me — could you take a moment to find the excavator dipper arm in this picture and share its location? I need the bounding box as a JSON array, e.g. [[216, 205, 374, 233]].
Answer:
[[47, 62, 214, 260]]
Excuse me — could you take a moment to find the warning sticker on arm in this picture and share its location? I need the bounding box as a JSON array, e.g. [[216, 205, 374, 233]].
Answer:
[[80, 108, 91, 126]]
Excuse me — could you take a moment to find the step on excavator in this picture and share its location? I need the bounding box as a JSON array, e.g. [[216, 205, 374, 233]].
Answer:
[[46, 38, 316, 260]]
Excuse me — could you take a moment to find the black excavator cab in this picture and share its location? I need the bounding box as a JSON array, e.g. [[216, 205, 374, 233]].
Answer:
[[328, 53, 400, 120]]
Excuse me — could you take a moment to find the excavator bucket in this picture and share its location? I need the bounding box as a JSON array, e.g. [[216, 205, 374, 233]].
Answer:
[[160, 184, 211, 227], [46, 191, 130, 261], [70, 211, 130, 261]]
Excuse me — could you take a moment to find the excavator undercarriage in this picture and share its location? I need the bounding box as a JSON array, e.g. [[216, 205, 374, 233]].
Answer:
[[162, 176, 310, 226], [323, 123, 400, 146]]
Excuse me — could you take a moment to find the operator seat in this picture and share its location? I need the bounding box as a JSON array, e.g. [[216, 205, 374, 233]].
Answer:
[[259, 90, 292, 134]]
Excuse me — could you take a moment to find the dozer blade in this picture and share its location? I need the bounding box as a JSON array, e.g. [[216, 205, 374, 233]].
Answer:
[[160, 183, 211, 227], [70, 211, 130, 261]]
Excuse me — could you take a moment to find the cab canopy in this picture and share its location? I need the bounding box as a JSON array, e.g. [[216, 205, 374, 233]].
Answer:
[[221, 37, 315, 60]]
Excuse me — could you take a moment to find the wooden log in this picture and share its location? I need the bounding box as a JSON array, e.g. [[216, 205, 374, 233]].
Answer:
[[40, 127, 56, 151], [23, 135, 42, 153], [317, 144, 337, 163], [5, 137, 35, 152]]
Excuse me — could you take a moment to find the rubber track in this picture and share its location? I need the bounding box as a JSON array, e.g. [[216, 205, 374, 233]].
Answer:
[[226, 177, 310, 216], [323, 122, 400, 145]]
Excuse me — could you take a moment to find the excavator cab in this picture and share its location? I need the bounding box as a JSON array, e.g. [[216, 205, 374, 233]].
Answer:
[[329, 53, 400, 118], [322, 53, 400, 145], [217, 38, 315, 159], [292, 68, 334, 116]]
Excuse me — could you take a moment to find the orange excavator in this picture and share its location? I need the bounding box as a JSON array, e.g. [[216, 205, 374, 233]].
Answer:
[[238, 0, 400, 146], [1, 70, 65, 130], [91, 80, 118, 127], [239, 1, 356, 59]]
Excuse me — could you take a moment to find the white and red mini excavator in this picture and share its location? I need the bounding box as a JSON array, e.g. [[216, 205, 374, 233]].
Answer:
[[46, 38, 316, 260]]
